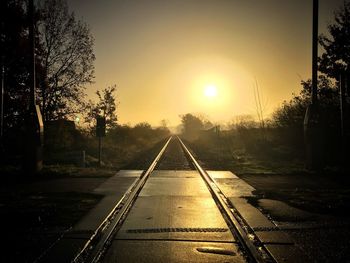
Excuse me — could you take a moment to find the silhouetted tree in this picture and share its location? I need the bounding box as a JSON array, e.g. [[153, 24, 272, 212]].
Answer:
[[1, 0, 32, 132], [273, 76, 338, 128], [85, 85, 118, 131], [273, 1, 350, 130], [319, 1, 350, 79], [180, 113, 204, 140], [133, 122, 152, 139], [233, 115, 258, 129], [271, 2, 350, 166], [96, 85, 118, 128], [272, 76, 341, 164], [160, 119, 169, 129], [1, 0, 94, 134], [37, 0, 95, 121]]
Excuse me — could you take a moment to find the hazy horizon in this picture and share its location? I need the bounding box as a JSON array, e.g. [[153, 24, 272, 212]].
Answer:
[[68, 0, 344, 127]]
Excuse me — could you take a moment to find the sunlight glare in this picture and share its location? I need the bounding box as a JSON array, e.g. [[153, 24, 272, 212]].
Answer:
[[204, 85, 218, 97]]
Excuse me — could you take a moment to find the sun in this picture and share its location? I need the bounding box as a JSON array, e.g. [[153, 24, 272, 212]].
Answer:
[[204, 85, 218, 98]]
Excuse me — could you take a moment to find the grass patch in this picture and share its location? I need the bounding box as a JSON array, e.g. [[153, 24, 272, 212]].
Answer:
[[184, 131, 307, 175], [0, 165, 117, 186], [40, 165, 117, 178]]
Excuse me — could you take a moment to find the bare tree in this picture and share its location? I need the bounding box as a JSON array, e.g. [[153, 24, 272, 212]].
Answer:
[[85, 85, 118, 131], [38, 0, 95, 121], [253, 78, 266, 129], [160, 119, 169, 129]]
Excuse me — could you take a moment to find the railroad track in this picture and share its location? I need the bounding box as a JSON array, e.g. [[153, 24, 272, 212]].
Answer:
[[72, 136, 275, 263]]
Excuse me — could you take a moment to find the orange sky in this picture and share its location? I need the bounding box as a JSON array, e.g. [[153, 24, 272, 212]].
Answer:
[[69, 0, 344, 127]]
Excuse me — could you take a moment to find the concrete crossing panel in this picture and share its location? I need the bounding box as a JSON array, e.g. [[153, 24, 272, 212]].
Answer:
[[116, 196, 235, 242]]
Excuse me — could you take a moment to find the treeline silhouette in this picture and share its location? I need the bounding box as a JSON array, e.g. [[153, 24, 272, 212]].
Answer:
[[44, 121, 170, 168], [1, 0, 350, 171]]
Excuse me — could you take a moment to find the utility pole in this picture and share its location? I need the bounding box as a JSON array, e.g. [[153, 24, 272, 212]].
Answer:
[[1, 12, 5, 154], [340, 71, 350, 168], [96, 116, 106, 167], [340, 74, 346, 140], [23, 0, 44, 174], [304, 0, 323, 170], [0, 57, 4, 162], [311, 0, 318, 105], [28, 0, 36, 107]]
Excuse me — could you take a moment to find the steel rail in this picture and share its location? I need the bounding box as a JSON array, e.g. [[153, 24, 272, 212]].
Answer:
[[72, 136, 173, 263], [178, 136, 273, 263]]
